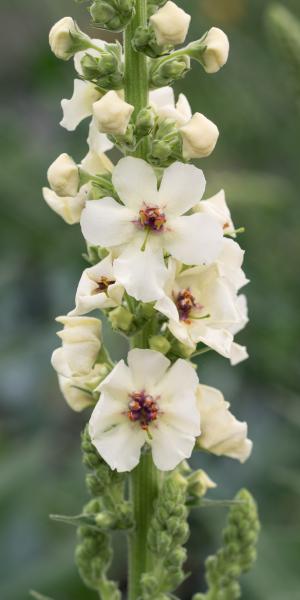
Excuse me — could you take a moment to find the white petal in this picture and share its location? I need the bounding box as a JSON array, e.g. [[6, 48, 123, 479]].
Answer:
[[99, 359, 133, 399], [60, 79, 101, 131], [42, 186, 87, 224], [151, 420, 196, 470], [230, 343, 248, 366], [159, 162, 206, 217], [113, 241, 168, 302], [155, 295, 179, 321], [80, 197, 135, 247], [149, 86, 175, 109], [156, 358, 199, 402], [112, 157, 159, 211], [87, 116, 114, 155], [164, 213, 223, 265], [80, 151, 113, 176], [127, 349, 170, 391], [89, 413, 145, 472], [176, 93, 192, 121]]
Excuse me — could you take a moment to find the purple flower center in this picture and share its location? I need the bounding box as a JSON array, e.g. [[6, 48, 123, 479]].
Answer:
[[128, 390, 159, 431], [176, 288, 203, 322], [94, 276, 115, 294], [138, 206, 166, 232]]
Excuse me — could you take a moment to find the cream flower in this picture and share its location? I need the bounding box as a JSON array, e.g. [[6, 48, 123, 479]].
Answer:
[[193, 189, 235, 236], [69, 254, 124, 316], [149, 86, 192, 126], [150, 1, 191, 46], [60, 79, 102, 131], [92, 91, 134, 135], [81, 157, 223, 302], [155, 260, 247, 364], [49, 17, 83, 61], [42, 184, 89, 225], [202, 27, 230, 74], [47, 153, 79, 197], [196, 385, 252, 463], [217, 238, 249, 292], [89, 349, 200, 472], [180, 112, 219, 159], [58, 363, 109, 412], [51, 316, 102, 378]]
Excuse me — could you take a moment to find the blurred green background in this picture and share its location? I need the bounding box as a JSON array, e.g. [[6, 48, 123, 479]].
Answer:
[[1, 0, 300, 598]]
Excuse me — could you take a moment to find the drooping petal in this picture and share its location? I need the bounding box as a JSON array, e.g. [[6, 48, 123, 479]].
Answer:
[[149, 86, 175, 109], [60, 79, 101, 131], [159, 162, 206, 217], [87, 116, 114, 155], [81, 197, 135, 247], [42, 186, 88, 224], [112, 157, 159, 211], [230, 343, 248, 366], [164, 213, 223, 265], [113, 240, 168, 302], [127, 348, 170, 391]]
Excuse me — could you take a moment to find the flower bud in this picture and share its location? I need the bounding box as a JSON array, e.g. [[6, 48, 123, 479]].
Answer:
[[150, 54, 190, 87], [149, 335, 171, 355], [58, 363, 108, 412], [42, 185, 89, 225], [135, 107, 155, 136], [80, 45, 123, 90], [47, 153, 79, 197], [51, 316, 102, 378], [93, 91, 134, 135], [150, 1, 191, 46], [187, 469, 217, 498], [90, 0, 134, 31], [49, 17, 90, 61], [202, 27, 230, 74], [108, 306, 133, 332], [180, 112, 219, 159]]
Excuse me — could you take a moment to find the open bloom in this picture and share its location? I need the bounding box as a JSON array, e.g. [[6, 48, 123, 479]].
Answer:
[[51, 316, 102, 378], [89, 349, 200, 472], [58, 363, 109, 412], [81, 157, 223, 302], [150, 1, 191, 46], [202, 27, 230, 74], [155, 260, 248, 364], [180, 112, 219, 159], [196, 385, 252, 462], [69, 254, 124, 316]]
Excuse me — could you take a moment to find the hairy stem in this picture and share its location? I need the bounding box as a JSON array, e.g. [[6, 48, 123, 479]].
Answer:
[[124, 3, 160, 598]]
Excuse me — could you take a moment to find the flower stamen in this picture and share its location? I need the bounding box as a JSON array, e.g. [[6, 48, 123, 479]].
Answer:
[[127, 390, 159, 432], [94, 276, 115, 294], [175, 288, 204, 322], [138, 206, 166, 232]]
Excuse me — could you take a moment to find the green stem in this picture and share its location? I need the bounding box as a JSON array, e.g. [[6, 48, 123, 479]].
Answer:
[[124, 4, 160, 598], [128, 452, 160, 600], [124, 0, 148, 158]]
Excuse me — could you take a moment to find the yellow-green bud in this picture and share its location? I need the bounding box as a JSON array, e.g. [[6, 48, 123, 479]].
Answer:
[[149, 335, 171, 355], [150, 54, 190, 88], [108, 306, 133, 332], [187, 469, 217, 498]]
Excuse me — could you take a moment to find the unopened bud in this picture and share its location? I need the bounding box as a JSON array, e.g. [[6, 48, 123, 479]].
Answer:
[[49, 17, 91, 61], [47, 153, 79, 197], [185, 28, 229, 74], [80, 51, 123, 89], [180, 112, 219, 159], [150, 54, 190, 87], [187, 469, 217, 498], [150, 1, 191, 46], [108, 306, 133, 332], [90, 0, 135, 32], [136, 107, 155, 136], [149, 335, 171, 355], [93, 91, 134, 135]]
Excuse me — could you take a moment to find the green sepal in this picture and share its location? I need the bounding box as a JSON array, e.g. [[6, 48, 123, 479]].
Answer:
[[90, 0, 135, 32]]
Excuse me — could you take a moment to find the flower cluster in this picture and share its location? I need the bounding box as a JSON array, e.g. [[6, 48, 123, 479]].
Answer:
[[46, 6, 251, 474]]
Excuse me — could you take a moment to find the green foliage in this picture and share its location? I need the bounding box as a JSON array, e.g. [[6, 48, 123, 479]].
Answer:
[[141, 474, 190, 599], [193, 489, 260, 600], [90, 0, 135, 31]]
